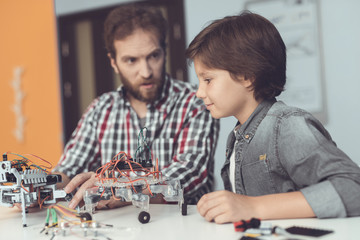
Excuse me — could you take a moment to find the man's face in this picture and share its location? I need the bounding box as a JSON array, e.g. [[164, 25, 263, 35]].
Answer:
[[109, 29, 166, 103]]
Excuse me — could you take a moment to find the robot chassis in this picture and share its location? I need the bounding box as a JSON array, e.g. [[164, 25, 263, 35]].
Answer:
[[83, 159, 188, 224], [0, 153, 66, 227]]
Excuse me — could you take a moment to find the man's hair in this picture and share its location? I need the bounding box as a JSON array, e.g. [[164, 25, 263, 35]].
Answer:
[[186, 11, 286, 101], [104, 3, 168, 59]]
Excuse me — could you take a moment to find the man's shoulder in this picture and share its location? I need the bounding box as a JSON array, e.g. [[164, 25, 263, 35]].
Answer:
[[168, 78, 197, 95], [164, 77, 206, 111], [169, 79, 203, 103], [86, 90, 123, 111], [98, 90, 122, 101]]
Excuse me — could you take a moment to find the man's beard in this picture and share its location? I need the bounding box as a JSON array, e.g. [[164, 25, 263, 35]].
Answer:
[[118, 68, 165, 103]]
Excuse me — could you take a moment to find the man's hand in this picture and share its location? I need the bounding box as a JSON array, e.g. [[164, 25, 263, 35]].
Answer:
[[64, 172, 132, 210], [197, 190, 259, 224], [64, 172, 97, 209]]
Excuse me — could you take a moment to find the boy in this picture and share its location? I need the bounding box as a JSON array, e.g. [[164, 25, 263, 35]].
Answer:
[[186, 11, 360, 223]]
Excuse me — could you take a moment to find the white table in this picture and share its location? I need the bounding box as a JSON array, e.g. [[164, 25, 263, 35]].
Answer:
[[0, 204, 359, 240]]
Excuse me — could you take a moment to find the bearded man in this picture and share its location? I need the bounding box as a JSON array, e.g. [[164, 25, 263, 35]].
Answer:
[[53, 3, 219, 209]]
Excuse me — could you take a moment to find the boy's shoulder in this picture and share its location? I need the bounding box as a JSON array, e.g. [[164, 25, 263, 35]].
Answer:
[[266, 101, 326, 134], [268, 101, 310, 118]]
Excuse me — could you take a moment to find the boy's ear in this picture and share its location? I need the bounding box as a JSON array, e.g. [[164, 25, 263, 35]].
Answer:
[[239, 75, 254, 88], [108, 53, 119, 74]]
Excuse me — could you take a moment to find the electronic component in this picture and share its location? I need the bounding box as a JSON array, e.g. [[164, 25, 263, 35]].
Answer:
[[0, 152, 67, 227], [274, 225, 334, 237], [39, 203, 113, 238], [234, 218, 261, 232], [235, 217, 333, 238]]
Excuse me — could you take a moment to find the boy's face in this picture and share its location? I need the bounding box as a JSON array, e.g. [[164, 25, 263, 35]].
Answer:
[[194, 58, 257, 124], [109, 29, 166, 103]]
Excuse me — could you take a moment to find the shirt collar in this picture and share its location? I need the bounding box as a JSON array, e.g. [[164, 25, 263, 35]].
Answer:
[[234, 98, 276, 142]]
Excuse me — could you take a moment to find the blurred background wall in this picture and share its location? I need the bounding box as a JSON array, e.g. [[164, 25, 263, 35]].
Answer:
[[0, 0, 63, 165], [1, 0, 359, 190]]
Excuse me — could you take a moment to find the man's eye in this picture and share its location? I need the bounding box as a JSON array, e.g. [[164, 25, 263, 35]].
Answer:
[[150, 52, 159, 59], [204, 78, 212, 83], [126, 58, 136, 64]]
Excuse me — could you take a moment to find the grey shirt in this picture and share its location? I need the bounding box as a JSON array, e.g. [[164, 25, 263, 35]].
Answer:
[[221, 99, 360, 218]]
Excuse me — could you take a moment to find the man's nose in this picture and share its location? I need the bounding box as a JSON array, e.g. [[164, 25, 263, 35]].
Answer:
[[139, 60, 153, 79]]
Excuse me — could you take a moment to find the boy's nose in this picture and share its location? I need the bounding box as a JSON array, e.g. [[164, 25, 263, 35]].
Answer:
[[196, 84, 205, 99]]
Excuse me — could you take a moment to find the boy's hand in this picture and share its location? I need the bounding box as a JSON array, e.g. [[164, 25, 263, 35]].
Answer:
[[197, 190, 259, 224]]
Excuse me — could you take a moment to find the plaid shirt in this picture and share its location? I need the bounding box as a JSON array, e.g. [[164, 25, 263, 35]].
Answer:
[[54, 76, 219, 203]]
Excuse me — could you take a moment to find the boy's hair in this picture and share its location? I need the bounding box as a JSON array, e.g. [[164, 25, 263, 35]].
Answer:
[[104, 3, 168, 59], [186, 11, 286, 100]]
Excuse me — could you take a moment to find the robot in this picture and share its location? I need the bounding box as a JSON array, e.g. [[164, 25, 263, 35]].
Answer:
[[83, 152, 188, 223], [82, 128, 187, 223], [0, 153, 67, 227]]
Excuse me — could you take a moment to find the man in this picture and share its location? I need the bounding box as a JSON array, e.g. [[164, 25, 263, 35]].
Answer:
[[53, 3, 219, 209]]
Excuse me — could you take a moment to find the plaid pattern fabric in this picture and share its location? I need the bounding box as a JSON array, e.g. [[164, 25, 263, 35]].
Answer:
[[54, 76, 219, 204]]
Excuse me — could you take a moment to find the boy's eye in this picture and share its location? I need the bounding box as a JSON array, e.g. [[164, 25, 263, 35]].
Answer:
[[204, 78, 212, 83]]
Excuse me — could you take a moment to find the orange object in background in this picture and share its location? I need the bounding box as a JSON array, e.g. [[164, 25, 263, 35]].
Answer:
[[0, 0, 63, 168]]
